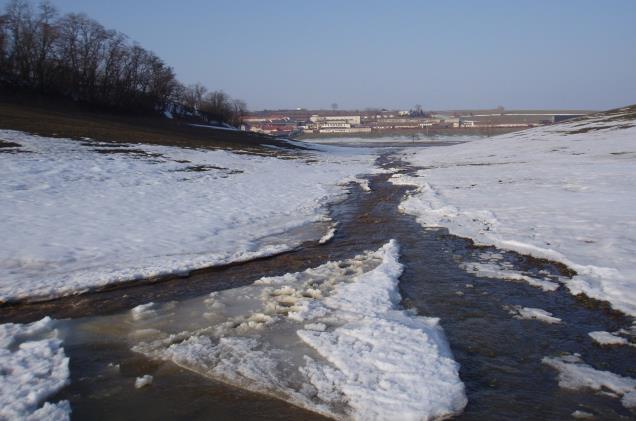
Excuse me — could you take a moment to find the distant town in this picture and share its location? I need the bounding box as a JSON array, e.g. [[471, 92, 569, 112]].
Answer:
[[242, 107, 596, 137]]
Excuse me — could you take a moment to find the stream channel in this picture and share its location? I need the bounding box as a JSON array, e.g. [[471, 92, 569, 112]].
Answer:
[[2, 143, 635, 420]]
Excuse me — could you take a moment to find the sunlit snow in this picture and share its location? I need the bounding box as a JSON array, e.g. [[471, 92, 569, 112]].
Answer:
[[63, 241, 469, 420], [0, 317, 70, 420], [0, 130, 376, 302], [393, 113, 636, 316]]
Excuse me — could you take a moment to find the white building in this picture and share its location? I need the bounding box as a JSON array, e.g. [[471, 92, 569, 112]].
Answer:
[[310, 115, 361, 125], [320, 120, 351, 129]]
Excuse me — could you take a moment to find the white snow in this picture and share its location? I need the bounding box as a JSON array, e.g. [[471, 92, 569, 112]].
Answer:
[[134, 374, 154, 389], [505, 305, 562, 324], [0, 317, 71, 420], [588, 331, 629, 346], [318, 224, 337, 244], [458, 250, 560, 291], [394, 112, 636, 316], [624, 391, 636, 409], [296, 241, 467, 420], [543, 353, 636, 409], [461, 261, 560, 292], [125, 241, 466, 420], [571, 410, 594, 419], [131, 302, 158, 321], [0, 130, 376, 302]]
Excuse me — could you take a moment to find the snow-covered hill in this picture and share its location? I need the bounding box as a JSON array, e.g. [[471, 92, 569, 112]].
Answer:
[[393, 105, 636, 316]]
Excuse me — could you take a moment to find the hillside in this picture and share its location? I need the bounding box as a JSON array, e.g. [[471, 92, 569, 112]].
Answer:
[[0, 96, 294, 152]]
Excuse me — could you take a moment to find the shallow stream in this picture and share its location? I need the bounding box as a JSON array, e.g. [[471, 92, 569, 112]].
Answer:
[[3, 144, 635, 420]]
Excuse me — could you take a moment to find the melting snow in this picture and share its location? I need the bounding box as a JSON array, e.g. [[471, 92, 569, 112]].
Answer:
[[134, 374, 154, 389], [0, 317, 71, 420], [394, 114, 636, 316], [571, 410, 594, 419], [458, 251, 560, 292], [461, 261, 559, 292], [318, 223, 338, 245], [0, 130, 376, 302], [543, 353, 636, 410], [504, 305, 562, 324], [125, 241, 466, 420], [588, 331, 629, 346]]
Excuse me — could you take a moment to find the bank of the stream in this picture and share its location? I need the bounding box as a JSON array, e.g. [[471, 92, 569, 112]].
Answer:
[[3, 148, 635, 420]]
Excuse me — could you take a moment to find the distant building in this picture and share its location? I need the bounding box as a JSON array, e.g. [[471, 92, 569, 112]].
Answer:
[[310, 115, 362, 125], [319, 127, 372, 134], [444, 117, 461, 128]]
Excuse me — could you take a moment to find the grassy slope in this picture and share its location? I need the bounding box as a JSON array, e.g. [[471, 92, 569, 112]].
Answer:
[[0, 96, 299, 153]]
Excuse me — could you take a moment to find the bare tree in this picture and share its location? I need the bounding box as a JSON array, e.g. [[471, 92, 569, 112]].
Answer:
[[0, 0, 245, 123], [31, 0, 57, 90], [230, 98, 247, 126], [3, 0, 35, 83], [0, 15, 7, 71], [182, 82, 207, 111]]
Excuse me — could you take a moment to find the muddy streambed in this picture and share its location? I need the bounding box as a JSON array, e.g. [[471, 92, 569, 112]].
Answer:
[[3, 148, 636, 420]]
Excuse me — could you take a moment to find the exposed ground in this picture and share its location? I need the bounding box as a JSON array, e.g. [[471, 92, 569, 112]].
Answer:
[[0, 96, 296, 153]]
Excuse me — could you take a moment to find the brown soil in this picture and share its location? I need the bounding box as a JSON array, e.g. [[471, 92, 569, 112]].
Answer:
[[0, 95, 299, 153]]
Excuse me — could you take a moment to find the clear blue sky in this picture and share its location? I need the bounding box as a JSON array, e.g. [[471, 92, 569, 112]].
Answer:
[[4, 0, 636, 110]]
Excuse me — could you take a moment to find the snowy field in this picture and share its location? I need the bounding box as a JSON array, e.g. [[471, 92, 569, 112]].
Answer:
[[392, 108, 636, 316], [0, 130, 376, 302]]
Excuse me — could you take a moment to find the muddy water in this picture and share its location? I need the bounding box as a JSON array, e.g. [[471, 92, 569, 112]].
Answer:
[[4, 147, 636, 420], [373, 156, 636, 420]]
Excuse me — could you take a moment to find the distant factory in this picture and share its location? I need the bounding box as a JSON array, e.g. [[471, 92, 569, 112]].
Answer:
[[242, 108, 594, 137]]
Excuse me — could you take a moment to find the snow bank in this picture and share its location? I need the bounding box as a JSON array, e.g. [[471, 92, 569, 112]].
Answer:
[[131, 241, 466, 420], [543, 353, 636, 409], [395, 111, 636, 316], [0, 130, 376, 302], [0, 317, 70, 420], [297, 241, 467, 420]]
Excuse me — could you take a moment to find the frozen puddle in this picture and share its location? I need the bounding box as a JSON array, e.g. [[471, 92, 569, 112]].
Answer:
[[74, 241, 465, 420]]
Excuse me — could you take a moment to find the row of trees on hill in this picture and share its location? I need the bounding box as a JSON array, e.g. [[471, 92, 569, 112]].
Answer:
[[0, 0, 246, 125]]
